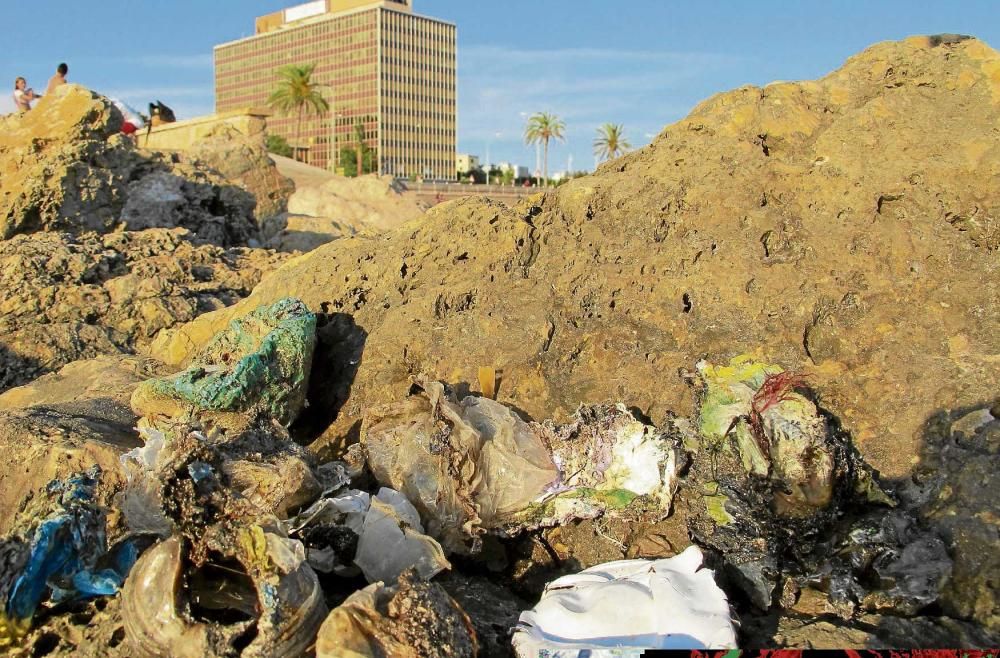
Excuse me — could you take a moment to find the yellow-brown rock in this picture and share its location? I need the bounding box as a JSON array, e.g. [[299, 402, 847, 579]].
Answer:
[[0, 229, 286, 392], [0, 84, 284, 245], [159, 37, 998, 483]]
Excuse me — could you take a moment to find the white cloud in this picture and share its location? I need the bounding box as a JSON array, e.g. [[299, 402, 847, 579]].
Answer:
[[456, 45, 743, 169]]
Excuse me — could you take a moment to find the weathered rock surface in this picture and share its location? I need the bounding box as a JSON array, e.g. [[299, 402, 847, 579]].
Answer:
[[188, 123, 295, 223], [0, 229, 286, 392], [0, 84, 281, 245], [262, 156, 427, 252], [0, 355, 172, 535], [0, 354, 167, 412], [160, 36, 998, 486]]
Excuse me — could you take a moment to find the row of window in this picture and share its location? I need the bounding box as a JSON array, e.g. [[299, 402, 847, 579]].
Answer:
[[383, 125, 454, 135], [386, 84, 455, 96]]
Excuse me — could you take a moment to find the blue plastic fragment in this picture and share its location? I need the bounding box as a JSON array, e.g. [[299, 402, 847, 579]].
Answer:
[[4, 466, 147, 625], [188, 461, 214, 483]]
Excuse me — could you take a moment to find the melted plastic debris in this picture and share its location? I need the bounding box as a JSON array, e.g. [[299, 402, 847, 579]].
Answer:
[[131, 297, 317, 426], [0, 467, 149, 647], [810, 509, 953, 615], [121, 525, 327, 658], [511, 546, 737, 657], [681, 355, 949, 614], [688, 356, 892, 554], [363, 381, 685, 554], [316, 568, 478, 658]]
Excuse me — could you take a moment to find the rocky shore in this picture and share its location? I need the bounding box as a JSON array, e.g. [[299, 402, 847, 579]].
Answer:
[[0, 36, 996, 655]]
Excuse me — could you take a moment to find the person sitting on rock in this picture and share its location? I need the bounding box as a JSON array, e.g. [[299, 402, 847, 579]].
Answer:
[[13, 77, 37, 112], [45, 63, 68, 96]]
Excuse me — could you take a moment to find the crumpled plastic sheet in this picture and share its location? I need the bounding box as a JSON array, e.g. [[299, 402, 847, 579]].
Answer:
[[131, 297, 317, 425], [363, 380, 557, 554], [354, 488, 451, 584], [1, 467, 146, 645], [363, 381, 685, 554], [511, 546, 737, 657], [287, 487, 450, 583]]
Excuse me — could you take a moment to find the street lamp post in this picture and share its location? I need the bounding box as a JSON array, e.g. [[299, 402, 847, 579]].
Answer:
[[330, 110, 344, 173], [414, 122, 422, 181]]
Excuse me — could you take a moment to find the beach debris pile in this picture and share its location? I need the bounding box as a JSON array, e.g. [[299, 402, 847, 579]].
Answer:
[[2, 296, 982, 654]]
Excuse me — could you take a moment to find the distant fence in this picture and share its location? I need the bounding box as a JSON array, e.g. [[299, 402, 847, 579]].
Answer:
[[397, 181, 539, 205]]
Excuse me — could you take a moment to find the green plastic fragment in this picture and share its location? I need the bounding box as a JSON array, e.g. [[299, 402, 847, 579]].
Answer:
[[134, 298, 317, 425], [697, 354, 783, 445], [509, 487, 640, 528], [702, 482, 735, 526]]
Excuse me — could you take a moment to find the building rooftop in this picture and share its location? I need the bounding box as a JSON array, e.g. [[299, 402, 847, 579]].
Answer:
[[214, 0, 452, 50], [256, 0, 409, 35]]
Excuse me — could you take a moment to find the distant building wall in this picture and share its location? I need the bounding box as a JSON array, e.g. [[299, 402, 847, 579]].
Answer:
[[456, 153, 479, 173], [497, 161, 528, 178], [141, 108, 270, 151]]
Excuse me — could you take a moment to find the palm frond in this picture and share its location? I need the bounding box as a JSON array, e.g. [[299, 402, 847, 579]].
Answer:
[[267, 63, 329, 119]]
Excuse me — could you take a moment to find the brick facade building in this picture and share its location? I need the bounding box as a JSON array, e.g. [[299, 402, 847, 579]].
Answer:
[[215, 0, 456, 179]]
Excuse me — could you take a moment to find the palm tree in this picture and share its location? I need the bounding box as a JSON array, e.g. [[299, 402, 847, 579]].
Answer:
[[353, 121, 365, 177], [267, 63, 329, 163], [593, 123, 631, 162], [524, 112, 565, 186]]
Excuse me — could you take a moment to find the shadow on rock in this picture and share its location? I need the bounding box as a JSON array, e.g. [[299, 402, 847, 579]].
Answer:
[[890, 401, 1000, 634], [291, 312, 368, 444], [0, 343, 44, 393]]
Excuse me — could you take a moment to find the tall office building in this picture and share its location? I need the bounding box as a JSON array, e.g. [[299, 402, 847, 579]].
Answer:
[[215, 0, 456, 179]]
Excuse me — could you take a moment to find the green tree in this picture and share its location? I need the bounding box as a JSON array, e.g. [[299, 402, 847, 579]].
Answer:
[[266, 63, 329, 162], [265, 134, 294, 158], [524, 112, 565, 186], [353, 122, 365, 177], [593, 123, 631, 163], [338, 142, 375, 176]]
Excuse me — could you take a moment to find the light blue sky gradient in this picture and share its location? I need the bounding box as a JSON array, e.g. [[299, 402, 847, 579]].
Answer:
[[3, 1, 997, 172]]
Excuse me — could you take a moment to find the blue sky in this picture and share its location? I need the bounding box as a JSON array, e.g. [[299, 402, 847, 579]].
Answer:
[[3, 1, 997, 173]]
